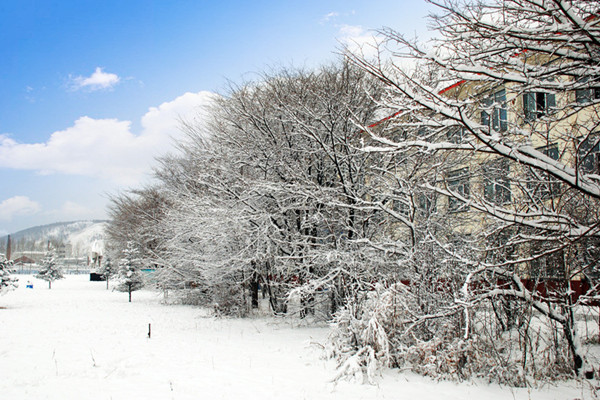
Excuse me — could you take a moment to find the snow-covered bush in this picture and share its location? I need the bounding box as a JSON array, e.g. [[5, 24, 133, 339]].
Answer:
[[166, 274, 247, 316], [0, 255, 18, 295], [210, 280, 248, 317], [328, 282, 574, 386], [163, 279, 247, 317], [171, 287, 210, 306], [36, 250, 64, 289], [327, 282, 459, 383]]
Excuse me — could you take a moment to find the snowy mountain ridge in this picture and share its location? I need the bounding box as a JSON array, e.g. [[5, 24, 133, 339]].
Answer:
[[0, 220, 107, 257]]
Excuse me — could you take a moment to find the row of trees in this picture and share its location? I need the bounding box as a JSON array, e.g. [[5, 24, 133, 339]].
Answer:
[[0, 249, 64, 292], [106, 64, 389, 314], [105, 0, 600, 385], [0, 237, 68, 256], [1, 246, 142, 302]]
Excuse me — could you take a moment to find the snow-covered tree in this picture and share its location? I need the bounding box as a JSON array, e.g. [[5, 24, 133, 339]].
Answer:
[[339, 0, 600, 381], [117, 241, 145, 302], [0, 255, 18, 295], [97, 257, 117, 290], [150, 62, 387, 316], [36, 250, 64, 289], [105, 187, 171, 268]]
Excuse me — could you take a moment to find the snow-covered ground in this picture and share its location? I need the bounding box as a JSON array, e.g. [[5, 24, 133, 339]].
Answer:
[[0, 275, 595, 399]]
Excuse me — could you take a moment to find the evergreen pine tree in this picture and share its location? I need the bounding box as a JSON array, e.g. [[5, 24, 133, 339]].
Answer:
[[97, 257, 117, 290], [36, 250, 64, 289], [117, 242, 145, 302], [0, 255, 18, 295]]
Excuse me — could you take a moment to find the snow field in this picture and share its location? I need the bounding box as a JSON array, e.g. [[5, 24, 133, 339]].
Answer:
[[0, 275, 595, 399]]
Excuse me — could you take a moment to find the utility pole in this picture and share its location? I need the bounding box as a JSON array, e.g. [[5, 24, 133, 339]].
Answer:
[[6, 235, 11, 261]]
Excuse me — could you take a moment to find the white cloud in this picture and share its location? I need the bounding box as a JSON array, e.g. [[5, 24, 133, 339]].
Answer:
[[141, 91, 215, 140], [337, 25, 383, 60], [321, 12, 339, 24], [0, 91, 218, 187], [0, 196, 41, 220], [71, 67, 120, 91]]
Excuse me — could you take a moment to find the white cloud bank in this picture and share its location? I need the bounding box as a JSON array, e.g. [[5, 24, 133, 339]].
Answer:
[[0, 196, 41, 221], [0, 91, 218, 187], [71, 67, 120, 91]]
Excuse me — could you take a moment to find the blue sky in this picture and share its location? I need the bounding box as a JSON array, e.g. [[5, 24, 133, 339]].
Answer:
[[0, 0, 435, 234]]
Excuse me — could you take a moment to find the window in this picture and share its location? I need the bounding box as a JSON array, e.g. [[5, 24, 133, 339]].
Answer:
[[576, 238, 600, 279], [576, 87, 600, 104], [542, 144, 559, 161], [392, 199, 409, 217], [483, 160, 511, 204], [446, 126, 466, 144], [481, 89, 507, 132], [523, 92, 556, 120], [447, 168, 470, 212], [416, 193, 436, 217], [528, 144, 560, 199], [578, 135, 600, 173], [575, 77, 600, 104], [484, 228, 517, 266], [541, 144, 560, 197], [529, 248, 565, 279]]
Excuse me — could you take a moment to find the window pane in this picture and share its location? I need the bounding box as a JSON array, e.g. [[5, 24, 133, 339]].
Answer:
[[498, 107, 508, 131], [576, 89, 591, 104], [483, 90, 506, 132], [448, 168, 470, 212], [483, 160, 510, 204], [483, 177, 494, 200], [494, 89, 506, 103], [579, 136, 600, 173], [546, 93, 556, 110], [417, 194, 435, 216], [546, 145, 559, 160], [481, 110, 490, 127], [524, 92, 536, 120], [532, 144, 560, 198]]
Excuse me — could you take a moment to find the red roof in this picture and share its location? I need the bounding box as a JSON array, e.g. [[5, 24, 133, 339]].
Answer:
[[13, 255, 35, 264]]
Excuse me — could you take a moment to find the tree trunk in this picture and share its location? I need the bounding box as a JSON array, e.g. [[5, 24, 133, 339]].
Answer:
[[49, 280, 51, 290], [265, 261, 286, 315], [106, 276, 109, 290], [300, 293, 315, 319], [563, 317, 584, 376], [266, 281, 287, 315], [250, 273, 259, 309], [560, 294, 590, 378], [128, 285, 132, 302]]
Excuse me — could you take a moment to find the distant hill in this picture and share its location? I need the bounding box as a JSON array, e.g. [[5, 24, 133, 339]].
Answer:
[[0, 220, 107, 257]]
